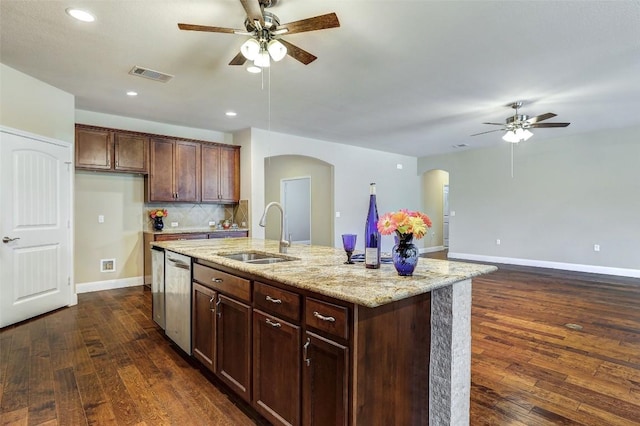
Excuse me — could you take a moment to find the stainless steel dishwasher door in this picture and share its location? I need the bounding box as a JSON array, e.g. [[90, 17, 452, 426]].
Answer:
[[151, 246, 165, 330], [164, 251, 192, 354]]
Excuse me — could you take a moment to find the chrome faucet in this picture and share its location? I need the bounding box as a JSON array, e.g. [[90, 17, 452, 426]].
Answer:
[[259, 202, 291, 254]]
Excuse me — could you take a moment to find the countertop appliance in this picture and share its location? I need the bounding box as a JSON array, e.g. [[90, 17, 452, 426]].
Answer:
[[164, 250, 192, 354], [151, 246, 165, 329]]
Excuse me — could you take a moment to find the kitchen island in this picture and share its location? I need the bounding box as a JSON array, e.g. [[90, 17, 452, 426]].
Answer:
[[152, 238, 496, 425]]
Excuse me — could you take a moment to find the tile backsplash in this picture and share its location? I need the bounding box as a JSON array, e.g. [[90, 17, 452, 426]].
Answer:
[[144, 200, 249, 231]]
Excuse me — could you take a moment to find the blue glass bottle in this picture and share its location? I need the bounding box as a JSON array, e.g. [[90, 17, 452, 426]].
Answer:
[[364, 183, 380, 269]]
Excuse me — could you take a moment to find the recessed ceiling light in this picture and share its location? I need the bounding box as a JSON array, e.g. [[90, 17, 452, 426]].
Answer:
[[126, 91, 138, 96], [247, 66, 261, 74], [66, 8, 95, 22], [225, 111, 237, 117]]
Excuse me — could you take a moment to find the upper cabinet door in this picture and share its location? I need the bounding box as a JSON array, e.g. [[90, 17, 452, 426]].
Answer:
[[175, 141, 201, 202], [201, 145, 240, 203], [75, 127, 113, 170], [148, 138, 176, 202], [218, 146, 240, 203], [114, 133, 148, 173]]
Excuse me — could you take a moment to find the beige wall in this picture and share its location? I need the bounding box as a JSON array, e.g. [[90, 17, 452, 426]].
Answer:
[[75, 172, 145, 284], [0, 63, 74, 142], [264, 155, 334, 247], [422, 170, 449, 249], [418, 126, 640, 275], [74, 110, 234, 286]]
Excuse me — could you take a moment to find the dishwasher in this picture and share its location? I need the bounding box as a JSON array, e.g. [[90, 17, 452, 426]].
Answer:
[[151, 246, 165, 329], [164, 250, 192, 354]]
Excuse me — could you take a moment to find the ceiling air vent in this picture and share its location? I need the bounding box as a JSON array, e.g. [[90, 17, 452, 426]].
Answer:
[[129, 66, 174, 83]]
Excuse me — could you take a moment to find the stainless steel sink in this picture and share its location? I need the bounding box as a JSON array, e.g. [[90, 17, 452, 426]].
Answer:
[[219, 251, 298, 264]]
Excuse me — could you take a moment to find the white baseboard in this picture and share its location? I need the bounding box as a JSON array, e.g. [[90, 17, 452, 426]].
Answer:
[[75, 276, 144, 294], [447, 252, 640, 279], [421, 245, 445, 254]]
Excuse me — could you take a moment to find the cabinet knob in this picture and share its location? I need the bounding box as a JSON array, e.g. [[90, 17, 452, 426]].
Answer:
[[212, 278, 223, 283]]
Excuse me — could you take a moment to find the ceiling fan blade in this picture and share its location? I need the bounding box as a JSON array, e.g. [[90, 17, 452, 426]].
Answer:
[[240, 0, 264, 27], [277, 13, 340, 35], [482, 122, 506, 126], [530, 122, 570, 128], [229, 52, 247, 66], [278, 39, 317, 65], [470, 128, 505, 136], [526, 112, 556, 124], [178, 23, 237, 34]]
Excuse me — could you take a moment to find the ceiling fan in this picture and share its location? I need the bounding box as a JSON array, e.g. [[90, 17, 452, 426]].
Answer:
[[177, 0, 340, 68], [471, 101, 570, 143]]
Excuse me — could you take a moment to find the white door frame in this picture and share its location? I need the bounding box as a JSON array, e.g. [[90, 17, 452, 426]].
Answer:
[[0, 126, 75, 328]]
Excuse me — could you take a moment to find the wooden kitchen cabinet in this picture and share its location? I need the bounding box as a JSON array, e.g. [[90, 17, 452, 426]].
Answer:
[[147, 138, 201, 202], [75, 125, 148, 173], [182, 258, 432, 425], [201, 144, 240, 203], [302, 332, 348, 426], [252, 284, 302, 426], [192, 283, 217, 372], [216, 294, 252, 402]]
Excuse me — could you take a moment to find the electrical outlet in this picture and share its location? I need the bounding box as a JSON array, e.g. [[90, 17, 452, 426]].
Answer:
[[98, 215, 104, 223], [208, 221, 216, 226], [171, 222, 178, 227], [335, 211, 341, 218], [594, 244, 600, 252], [496, 239, 501, 245], [450, 211, 456, 217], [100, 259, 116, 272]]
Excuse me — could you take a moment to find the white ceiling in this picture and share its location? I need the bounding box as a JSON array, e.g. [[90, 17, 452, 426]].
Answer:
[[2, 1, 639, 157]]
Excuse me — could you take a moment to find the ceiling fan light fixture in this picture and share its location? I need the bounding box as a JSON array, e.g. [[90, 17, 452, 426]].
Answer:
[[240, 38, 260, 60], [502, 128, 533, 143], [66, 8, 95, 22], [267, 39, 287, 62], [254, 50, 271, 68], [246, 65, 261, 74]]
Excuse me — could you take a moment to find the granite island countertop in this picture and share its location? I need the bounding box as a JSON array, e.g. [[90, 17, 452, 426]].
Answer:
[[152, 238, 497, 308]]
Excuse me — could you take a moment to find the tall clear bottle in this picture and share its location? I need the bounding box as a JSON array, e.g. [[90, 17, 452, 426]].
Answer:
[[364, 183, 381, 269]]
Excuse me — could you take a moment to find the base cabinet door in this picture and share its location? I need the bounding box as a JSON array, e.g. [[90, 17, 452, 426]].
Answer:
[[302, 332, 349, 426], [216, 294, 252, 402], [253, 310, 301, 426], [192, 283, 216, 372]]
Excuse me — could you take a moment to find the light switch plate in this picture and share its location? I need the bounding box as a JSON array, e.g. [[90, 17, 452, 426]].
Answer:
[[171, 222, 178, 227]]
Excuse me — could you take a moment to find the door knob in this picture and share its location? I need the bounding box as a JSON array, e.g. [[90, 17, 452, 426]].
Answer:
[[2, 237, 20, 243]]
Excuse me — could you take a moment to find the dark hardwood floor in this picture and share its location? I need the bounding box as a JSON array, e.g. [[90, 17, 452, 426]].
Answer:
[[2, 254, 639, 425]]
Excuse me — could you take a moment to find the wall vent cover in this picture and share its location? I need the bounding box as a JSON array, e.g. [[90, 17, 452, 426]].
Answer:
[[129, 66, 174, 83]]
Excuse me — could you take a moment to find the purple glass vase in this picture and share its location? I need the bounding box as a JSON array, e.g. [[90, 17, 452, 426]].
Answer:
[[392, 233, 419, 276]]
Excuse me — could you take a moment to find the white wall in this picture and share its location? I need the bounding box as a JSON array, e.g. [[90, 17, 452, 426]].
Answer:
[[0, 63, 75, 142], [418, 127, 640, 277], [240, 128, 420, 252]]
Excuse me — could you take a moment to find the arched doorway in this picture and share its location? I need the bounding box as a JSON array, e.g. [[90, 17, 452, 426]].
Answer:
[[264, 155, 334, 247]]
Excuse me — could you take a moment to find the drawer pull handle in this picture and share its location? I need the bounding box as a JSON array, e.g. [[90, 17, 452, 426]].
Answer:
[[313, 311, 336, 322], [212, 278, 223, 283], [265, 295, 282, 304], [266, 318, 281, 328]]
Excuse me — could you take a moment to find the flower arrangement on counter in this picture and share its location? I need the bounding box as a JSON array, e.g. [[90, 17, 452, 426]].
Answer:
[[377, 209, 432, 239], [149, 209, 168, 219]]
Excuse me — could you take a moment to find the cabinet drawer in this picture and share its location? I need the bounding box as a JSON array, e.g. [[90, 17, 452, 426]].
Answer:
[[155, 233, 208, 241], [254, 282, 301, 322], [193, 263, 251, 302], [305, 298, 349, 340]]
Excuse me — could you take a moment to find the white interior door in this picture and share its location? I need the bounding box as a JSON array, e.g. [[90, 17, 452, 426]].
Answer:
[[282, 177, 311, 244], [0, 127, 73, 328], [443, 184, 450, 248]]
